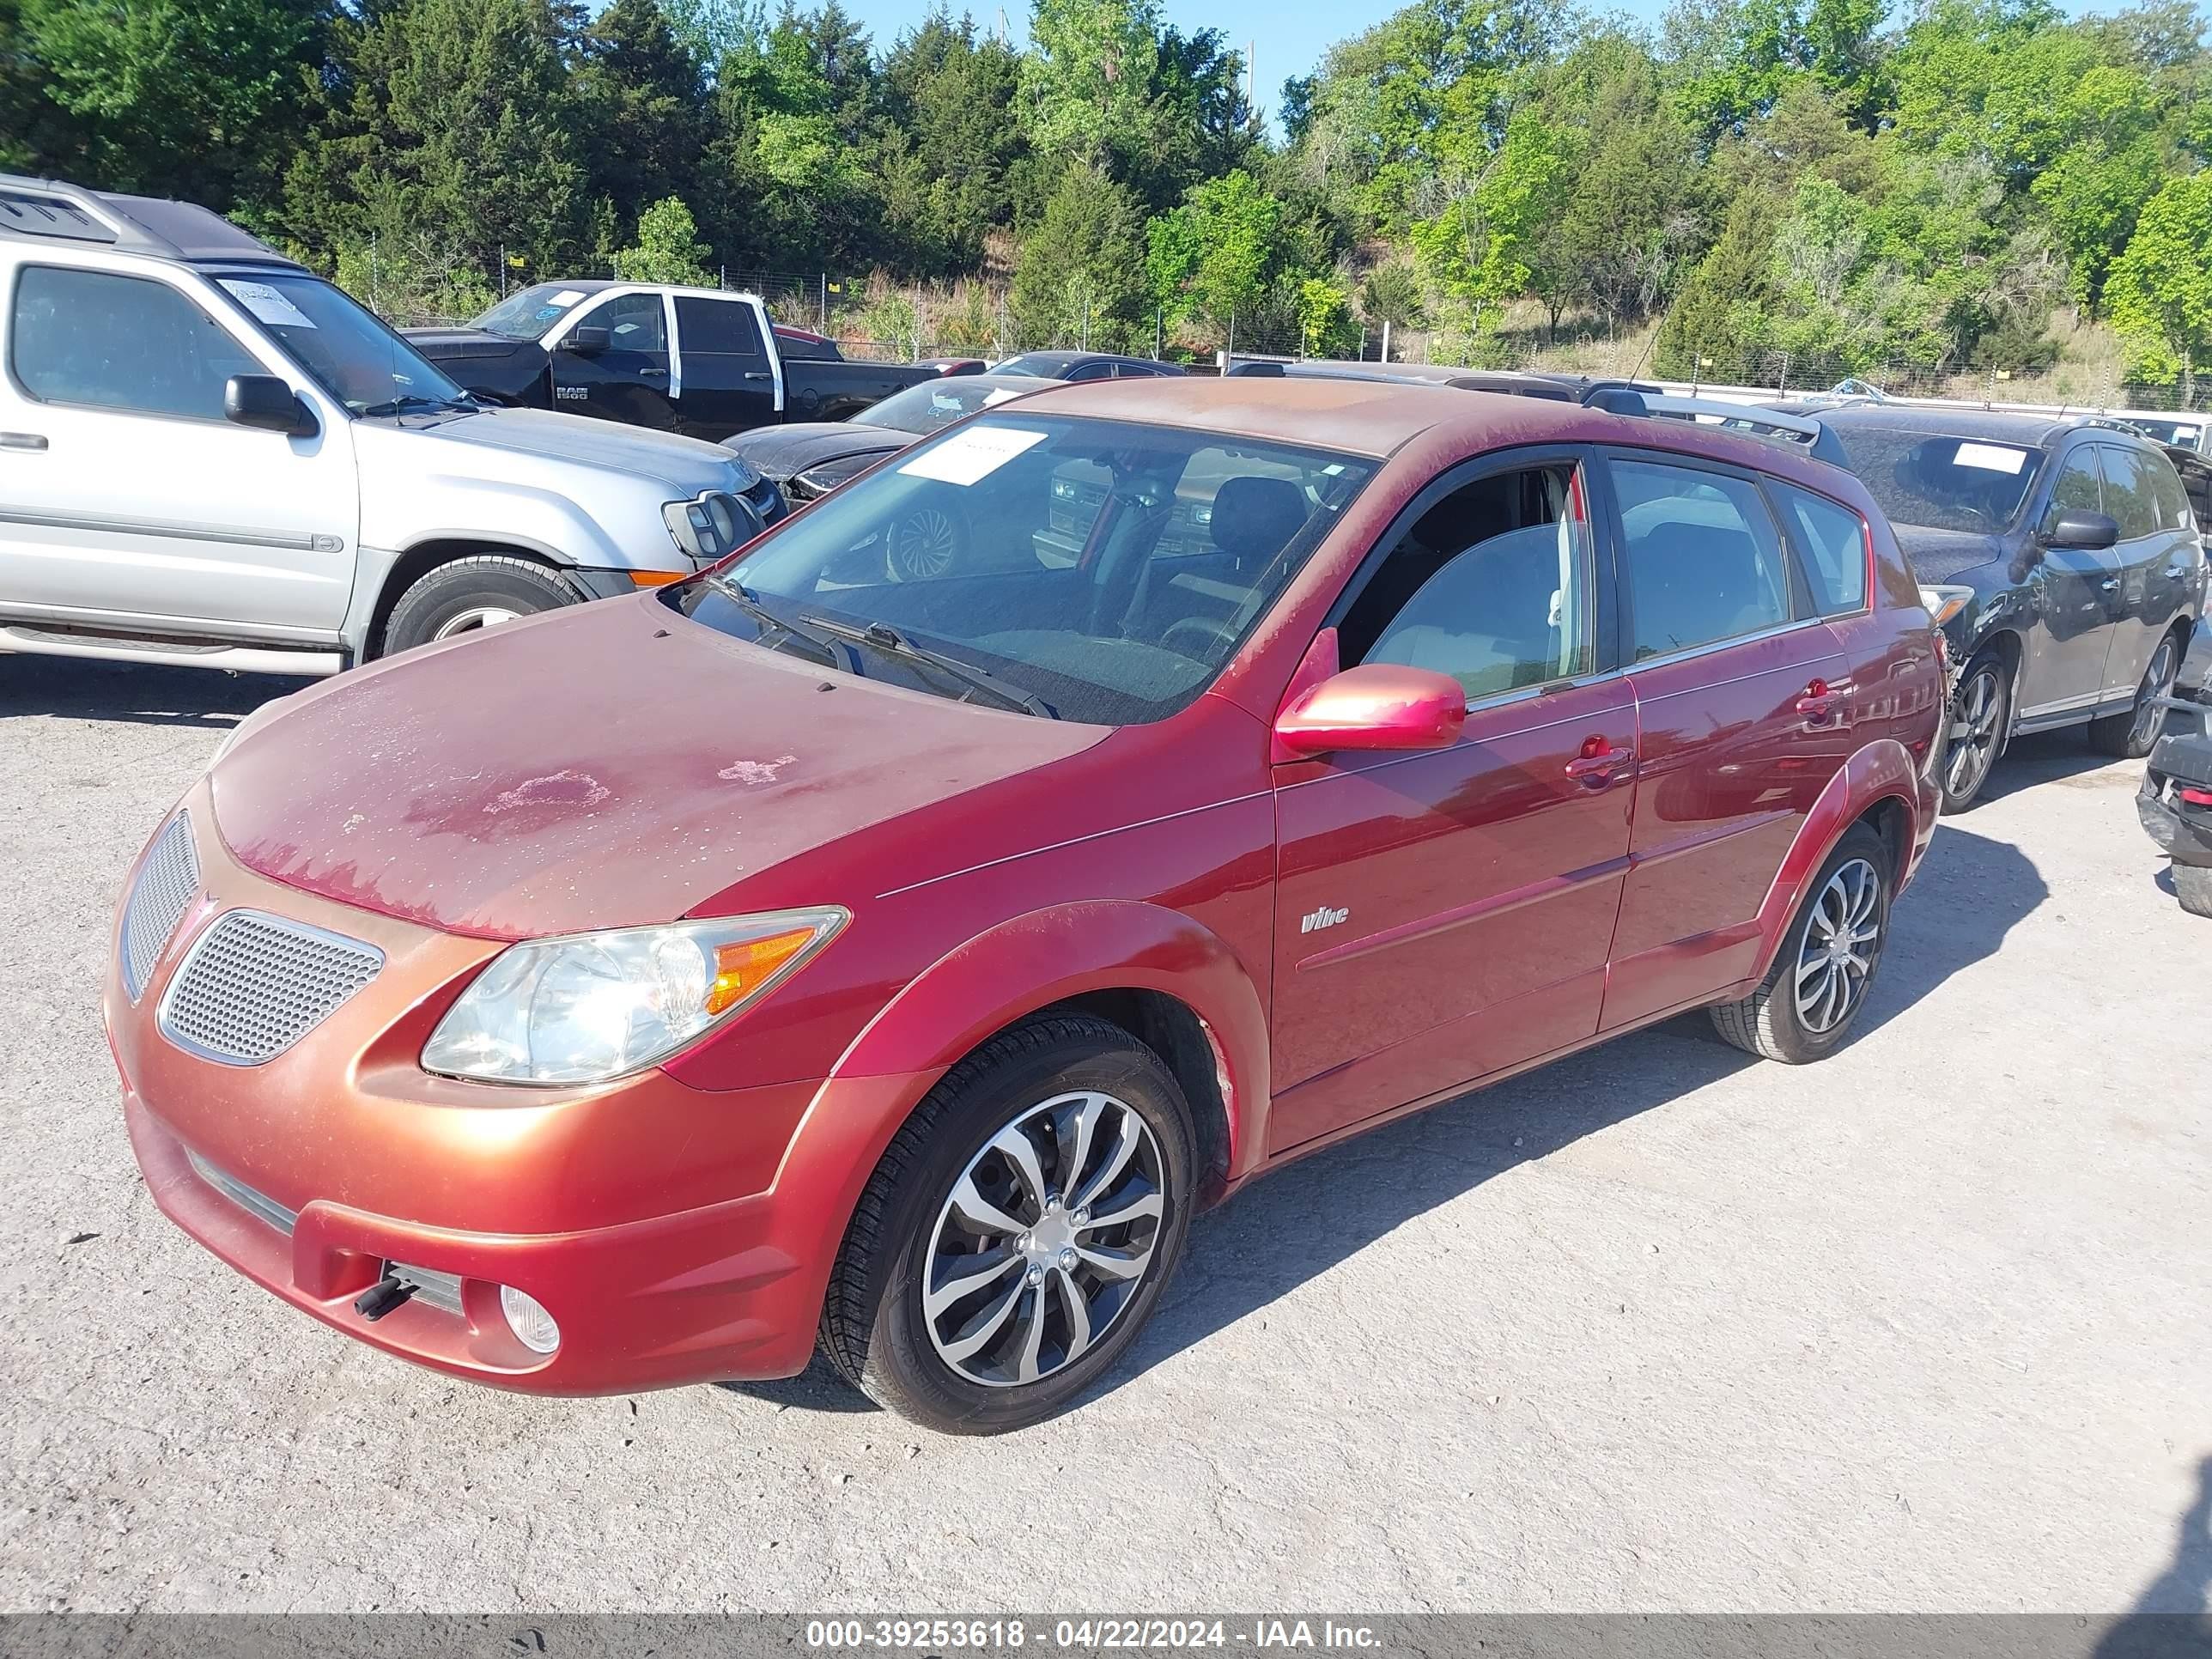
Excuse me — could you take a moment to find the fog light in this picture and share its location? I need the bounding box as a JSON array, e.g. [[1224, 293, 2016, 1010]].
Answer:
[[499, 1285, 560, 1354]]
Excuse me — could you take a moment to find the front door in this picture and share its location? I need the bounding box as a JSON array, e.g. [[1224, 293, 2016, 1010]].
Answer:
[[1598, 452, 1852, 1030], [2020, 445, 2124, 717], [1267, 453, 1637, 1155], [672, 295, 779, 441], [0, 262, 358, 635], [549, 290, 677, 429]]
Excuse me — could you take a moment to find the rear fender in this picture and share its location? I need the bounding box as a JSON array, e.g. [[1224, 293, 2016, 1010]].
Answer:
[[823, 900, 1272, 1182], [1745, 738, 1929, 986]]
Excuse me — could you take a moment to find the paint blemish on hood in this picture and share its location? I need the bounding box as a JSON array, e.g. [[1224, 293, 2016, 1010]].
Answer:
[[719, 755, 798, 784]]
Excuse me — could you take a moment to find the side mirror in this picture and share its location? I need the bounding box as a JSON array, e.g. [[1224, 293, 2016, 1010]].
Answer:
[[223, 374, 317, 438], [2045, 508, 2119, 552], [1273, 664, 1468, 757], [562, 325, 611, 356]]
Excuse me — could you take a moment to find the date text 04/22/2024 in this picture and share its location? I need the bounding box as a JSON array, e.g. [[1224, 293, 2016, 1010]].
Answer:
[[802, 1620, 1382, 1650]]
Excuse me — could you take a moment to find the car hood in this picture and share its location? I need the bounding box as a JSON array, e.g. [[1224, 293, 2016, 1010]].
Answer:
[[362, 405, 745, 495], [210, 594, 1105, 939], [726, 421, 908, 480], [401, 326, 538, 363], [1890, 522, 2007, 585]]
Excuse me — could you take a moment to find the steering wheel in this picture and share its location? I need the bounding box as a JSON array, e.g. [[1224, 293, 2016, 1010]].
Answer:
[[1160, 616, 1234, 660]]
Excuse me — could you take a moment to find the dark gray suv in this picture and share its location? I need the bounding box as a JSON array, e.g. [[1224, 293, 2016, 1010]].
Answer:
[[1797, 405, 2207, 810]]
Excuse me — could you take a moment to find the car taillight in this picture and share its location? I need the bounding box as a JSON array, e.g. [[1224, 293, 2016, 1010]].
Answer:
[[2181, 785, 2212, 806]]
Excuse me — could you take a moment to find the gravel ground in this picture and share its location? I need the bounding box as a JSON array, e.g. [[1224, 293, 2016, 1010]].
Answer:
[[0, 654, 2205, 1615]]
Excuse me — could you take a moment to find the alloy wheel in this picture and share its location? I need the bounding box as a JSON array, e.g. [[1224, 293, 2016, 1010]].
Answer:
[[1795, 857, 1881, 1035], [2130, 638, 2179, 752], [889, 507, 960, 580], [1945, 665, 2003, 801], [922, 1091, 1165, 1389], [431, 605, 522, 640]]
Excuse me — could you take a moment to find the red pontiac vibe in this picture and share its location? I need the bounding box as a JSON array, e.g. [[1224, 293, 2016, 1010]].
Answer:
[[106, 380, 1946, 1432]]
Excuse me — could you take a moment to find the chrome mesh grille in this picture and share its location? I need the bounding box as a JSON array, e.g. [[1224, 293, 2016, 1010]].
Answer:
[[158, 909, 382, 1066], [119, 813, 198, 1001]]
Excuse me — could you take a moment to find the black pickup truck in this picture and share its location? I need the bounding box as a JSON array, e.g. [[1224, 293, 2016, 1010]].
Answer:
[[403, 282, 941, 443]]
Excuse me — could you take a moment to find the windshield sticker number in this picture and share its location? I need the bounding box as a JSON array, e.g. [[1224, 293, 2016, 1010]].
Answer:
[[1955, 442, 2027, 474], [899, 426, 1048, 486], [221, 280, 317, 331]]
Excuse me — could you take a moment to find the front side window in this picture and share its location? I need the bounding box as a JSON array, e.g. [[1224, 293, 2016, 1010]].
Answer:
[[2096, 445, 2161, 541], [2042, 447, 2103, 536], [210, 270, 469, 415], [581, 292, 666, 353], [1345, 463, 1594, 699], [671, 414, 1376, 725], [1613, 459, 1794, 661], [1771, 483, 1869, 617], [11, 265, 258, 420]]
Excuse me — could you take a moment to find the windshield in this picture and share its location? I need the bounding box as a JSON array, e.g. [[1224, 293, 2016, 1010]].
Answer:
[[670, 414, 1376, 725], [471, 283, 592, 341], [2122, 415, 2205, 451], [216, 273, 469, 416], [1831, 427, 2043, 534], [863, 379, 1036, 434]]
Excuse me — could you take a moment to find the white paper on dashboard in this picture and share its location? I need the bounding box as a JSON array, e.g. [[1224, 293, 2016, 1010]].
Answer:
[[981, 386, 1023, 407], [1954, 441, 2027, 473], [898, 426, 1048, 485], [221, 280, 316, 329], [550, 289, 586, 306]]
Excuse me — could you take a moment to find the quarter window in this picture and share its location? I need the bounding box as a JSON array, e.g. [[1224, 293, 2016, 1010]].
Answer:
[[1345, 463, 1594, 699], [1771, 483, 1869, 617], [1613, 459, 1794, 660], [10, 265, 257, 421]]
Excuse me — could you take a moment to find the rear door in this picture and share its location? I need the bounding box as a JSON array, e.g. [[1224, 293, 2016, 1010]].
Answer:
[[1598, 451, 1851, 1031], [548, 289, 677, 428], [1267, 449, 1638, 1153], [0, 259, 358, 635], [671, 295, 778, 441]]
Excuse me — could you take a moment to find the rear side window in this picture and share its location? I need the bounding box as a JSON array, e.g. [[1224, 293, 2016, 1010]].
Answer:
[[2142, 449, 2194, 532], [10, 265, 257, 421], [676, 297, 763, 358], [1771, 483, 1869, 617], [1612, 459, 1794, 661], [2096, 446, 2161, 541]]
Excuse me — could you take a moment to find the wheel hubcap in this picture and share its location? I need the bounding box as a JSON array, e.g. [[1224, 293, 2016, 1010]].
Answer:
[[890, 507, 958, 580], [432, 605, 522, 640], [1945, 666, 2002, 799], [1796, 857, 1881, 1035], [923, 1091, 1164, 1389], [2132, 640, 2179, 749]]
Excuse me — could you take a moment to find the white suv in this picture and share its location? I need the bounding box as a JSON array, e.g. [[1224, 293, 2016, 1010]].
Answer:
[[0, 176, 774, 673]]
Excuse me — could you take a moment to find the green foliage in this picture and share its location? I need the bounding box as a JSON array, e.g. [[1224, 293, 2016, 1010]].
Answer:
[[1010, 161, 1147, 349], [1150, 168, 1284, 336], [2107, 172, 2212, 396], [617, 195, 712, 283], [1297, 277, 1359, 356]]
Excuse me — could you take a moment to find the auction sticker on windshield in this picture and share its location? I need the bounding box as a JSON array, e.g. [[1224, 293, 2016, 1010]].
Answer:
[[220, 279, 317, 330], [899, 425, 1048, 487], [1955, 441, 2028, 473]]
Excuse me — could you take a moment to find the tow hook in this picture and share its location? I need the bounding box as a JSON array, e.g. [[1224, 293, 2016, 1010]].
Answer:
[[353, 1276, 416, 1322]]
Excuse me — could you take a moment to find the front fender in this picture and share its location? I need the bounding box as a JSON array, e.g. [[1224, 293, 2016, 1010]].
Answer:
[[828, 900, 1273, 1181], [1745, 738, 1935, 987]]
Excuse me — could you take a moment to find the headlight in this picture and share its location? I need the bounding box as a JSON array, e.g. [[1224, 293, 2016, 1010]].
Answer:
[[421, 908, 846, 1085], [1919, 584, 1973, 629], [662, 491, 761, 562]]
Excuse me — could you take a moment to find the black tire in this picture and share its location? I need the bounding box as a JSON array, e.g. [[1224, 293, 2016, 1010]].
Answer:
[[2176, 864, 2212, 920], [1711, 823, 1893, 1063], [1940, 653, 2010, 813], [2088, 630, 2183, 758], [819, 1014, 1197, 1434], [379, 556, 586, 659]]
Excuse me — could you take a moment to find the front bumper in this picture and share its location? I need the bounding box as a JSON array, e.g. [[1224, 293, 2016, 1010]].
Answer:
[[105, 782, 927, 1394]]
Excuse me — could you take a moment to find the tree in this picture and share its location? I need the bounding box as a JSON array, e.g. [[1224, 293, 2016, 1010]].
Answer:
[[874, 11, 1026, 270], [1297, 276, 1359, 356], [617, 195, 712, 283], [575, 0, 708, 241], [1655, 190, 1778, 379], [2107, 173, 2212, 400], [1019, 0, 1163, 165], [1010, 161, 1147, 349], [1410, 104, 1576, 337], [1147, 167, 1284, 343]]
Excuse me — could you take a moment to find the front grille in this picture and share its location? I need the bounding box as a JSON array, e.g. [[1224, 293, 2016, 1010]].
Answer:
[[743, 474, 787, 526], [185, 1149, 298, 1235], [386, 1261, 465, 1316], [119, 813, 198, 1000], [158, 909, 382, 1066]]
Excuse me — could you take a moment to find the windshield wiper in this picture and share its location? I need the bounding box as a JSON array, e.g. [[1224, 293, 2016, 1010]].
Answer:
[[799, 615, 1057, 718], [702, 576, 855, 671], [361, 392, 476, 417]]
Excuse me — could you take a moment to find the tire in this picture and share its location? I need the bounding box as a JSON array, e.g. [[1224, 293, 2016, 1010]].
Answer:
[[819, 1014, 1197, 1434], [379, 556, 586, 659], [2176, 864, 2212, 920], [2088, 631, 2182, 758], [1939, 653, 2010, 813], [883, 495, 969, 582], [1711, 823, 1893, 1063]]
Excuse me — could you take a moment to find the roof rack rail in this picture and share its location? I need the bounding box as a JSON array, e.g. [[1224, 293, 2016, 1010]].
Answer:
[[0, 173, 299, 268]]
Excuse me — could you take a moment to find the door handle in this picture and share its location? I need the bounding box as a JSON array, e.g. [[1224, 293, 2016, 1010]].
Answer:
[[2100, 576, 2121, 591], [743, 371, 773, 382], [1564, 741, 1634, 781], [1795, 678, 1839, 720], [639, 367, 669, 380], [0, 432, 47, 452]]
